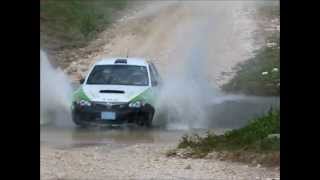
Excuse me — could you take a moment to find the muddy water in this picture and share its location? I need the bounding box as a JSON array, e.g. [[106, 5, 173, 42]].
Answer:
[[41, 127, 212, 150], [41, 96, 279, 149], [206, 96, 279, 128]]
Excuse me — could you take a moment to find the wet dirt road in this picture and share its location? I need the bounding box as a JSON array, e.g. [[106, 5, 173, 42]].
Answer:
[[41, 126, 228, 150], [41, 127, 279, 180], [41, 128, 279, 180], [41, 95, 279, 149], [41, 97, 279, 180]]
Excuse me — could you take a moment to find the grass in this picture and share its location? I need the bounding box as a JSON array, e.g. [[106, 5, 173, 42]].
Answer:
[[221, 4, 279, 96], [221, 33, 280, 96], [167, 109, 280, 166], [40, 0, 128, 50], [257, 3, 280, 20]]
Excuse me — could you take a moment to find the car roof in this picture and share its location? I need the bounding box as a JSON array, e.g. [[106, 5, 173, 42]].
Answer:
[[95, 57, 149, 66]]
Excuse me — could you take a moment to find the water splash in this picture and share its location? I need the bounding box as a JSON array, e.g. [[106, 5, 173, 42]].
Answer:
[[153, 1, 261, 130], [40, 50, 73, 127]]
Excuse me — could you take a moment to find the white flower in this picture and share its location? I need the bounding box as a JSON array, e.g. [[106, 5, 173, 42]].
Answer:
[[267, 42, 277, 47], [272, 68, 279, 72], [262, 71, 269, 75]]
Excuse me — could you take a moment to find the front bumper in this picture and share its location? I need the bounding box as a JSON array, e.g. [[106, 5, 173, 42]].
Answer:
[[72, 102, 151, 125]]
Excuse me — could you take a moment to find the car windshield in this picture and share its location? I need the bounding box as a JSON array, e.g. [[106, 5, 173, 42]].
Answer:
[[86, 65, 149, 86]]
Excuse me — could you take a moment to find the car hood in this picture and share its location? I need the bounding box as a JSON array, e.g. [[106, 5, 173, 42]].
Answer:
[[82, 84, 150, 103]]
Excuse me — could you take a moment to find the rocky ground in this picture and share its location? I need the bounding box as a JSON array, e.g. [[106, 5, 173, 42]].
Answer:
[[41, 143, 279, 180]]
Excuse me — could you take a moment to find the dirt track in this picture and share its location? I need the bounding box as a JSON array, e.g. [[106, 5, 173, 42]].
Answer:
[[41, 143, 279, 180], [62, 1, 267, 86], [41, 128, 279, 180]]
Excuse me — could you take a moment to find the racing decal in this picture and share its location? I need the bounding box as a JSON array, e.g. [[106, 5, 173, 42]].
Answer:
[[72, 86, 90, 102], [130, 87, 157, 106]]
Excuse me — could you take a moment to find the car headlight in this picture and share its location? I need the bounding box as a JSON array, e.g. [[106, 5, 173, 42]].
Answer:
[[129, 100, 145, 108], [78, 99, 91, 107]]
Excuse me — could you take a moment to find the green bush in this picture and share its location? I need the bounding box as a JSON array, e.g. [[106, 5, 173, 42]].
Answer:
[[222, 4, 279, 96], [257, 4, 280, 19], [177, 109, 280, 156], [40, 0, 128, 49], [222, 34, 280, 96]]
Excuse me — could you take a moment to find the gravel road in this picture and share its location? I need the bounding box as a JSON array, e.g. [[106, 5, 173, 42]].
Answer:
[[62, 0, 268, 86], [41, 128, 280, 180], [41, 143, 279, 180]]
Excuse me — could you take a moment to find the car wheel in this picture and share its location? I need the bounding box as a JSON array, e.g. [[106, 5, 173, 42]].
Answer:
[[72, 112, 87, 127], [144, 112, 154, 127], [136, 113, 152, 127]]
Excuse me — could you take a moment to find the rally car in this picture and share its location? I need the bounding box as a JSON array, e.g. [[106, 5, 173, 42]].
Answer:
[[71, 58, 161, 127]]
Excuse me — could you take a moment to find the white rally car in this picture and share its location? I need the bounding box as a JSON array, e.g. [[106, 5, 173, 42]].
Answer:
[[71, 58, 161, 127]]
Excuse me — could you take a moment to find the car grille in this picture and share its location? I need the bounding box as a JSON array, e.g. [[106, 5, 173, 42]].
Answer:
[[91, 102, 127, 110]]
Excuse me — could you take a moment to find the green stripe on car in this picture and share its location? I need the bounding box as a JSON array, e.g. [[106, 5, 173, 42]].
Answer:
[[130, 88, 157, 106], [72, 86, 90, 102]]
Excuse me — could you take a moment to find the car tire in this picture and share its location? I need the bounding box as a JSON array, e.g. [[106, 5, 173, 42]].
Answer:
[[72, 111, 87, 128], [137, 112, 153, 127], [144, 111, 154, 127]]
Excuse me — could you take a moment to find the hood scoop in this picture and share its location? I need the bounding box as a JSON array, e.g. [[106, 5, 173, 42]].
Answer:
[[99, 90, 125, 94]]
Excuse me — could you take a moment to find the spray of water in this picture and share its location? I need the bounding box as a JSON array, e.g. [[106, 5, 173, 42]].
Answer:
[[153, 1, 261, 130], [40, 50, 73, 127]]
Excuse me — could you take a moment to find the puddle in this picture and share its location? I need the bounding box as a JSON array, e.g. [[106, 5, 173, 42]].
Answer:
[[41, 96, 279, 149]]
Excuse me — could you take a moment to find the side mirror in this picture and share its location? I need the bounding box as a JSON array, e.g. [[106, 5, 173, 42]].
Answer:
[[79, 78, 85, 84]]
